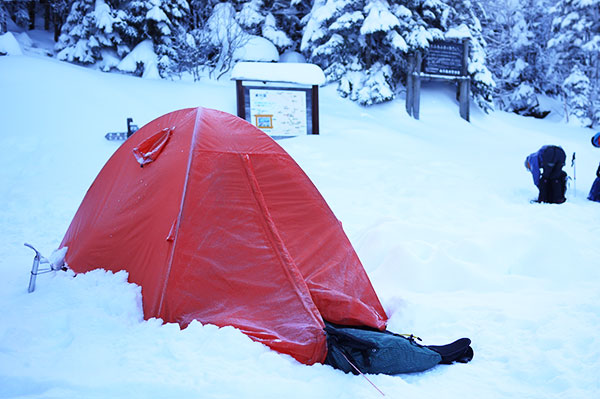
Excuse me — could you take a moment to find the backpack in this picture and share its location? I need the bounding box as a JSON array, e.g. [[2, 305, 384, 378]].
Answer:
[[323, 322, 473, 375], [537, 146, 567, 204]]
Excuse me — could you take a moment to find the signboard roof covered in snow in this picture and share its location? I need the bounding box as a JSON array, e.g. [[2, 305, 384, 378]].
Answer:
[[231, 62, 326, 86]]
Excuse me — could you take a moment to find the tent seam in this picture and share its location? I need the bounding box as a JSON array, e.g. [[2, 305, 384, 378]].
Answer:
[[241, 153, 326, 363], [156, 107, 202, 318]]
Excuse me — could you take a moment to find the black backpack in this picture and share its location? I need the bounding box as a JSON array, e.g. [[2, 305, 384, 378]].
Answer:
[[538, 146, 567, 204]]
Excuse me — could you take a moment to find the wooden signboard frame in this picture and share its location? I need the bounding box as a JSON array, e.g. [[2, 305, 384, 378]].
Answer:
[[406, 39, 470, 122]]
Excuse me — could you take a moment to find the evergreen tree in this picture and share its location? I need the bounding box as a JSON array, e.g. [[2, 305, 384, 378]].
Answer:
[[548, 0, 600, 126], [117, 0, 193, 77], [237, 0, 265, 34], [301, 0, 413, 105], [149, 0, 191, 77], [55, 0, 126, 65], [235, 0, 304, 53], [0, 1, 7, 34], [480, 0, 556, 116], [49, 0, 71, 42], [562, 66, 593, 126], [120, 0, 151, 44], [263, 0, 309, 52], [301, 0, 494, 108], [3, 0, 30, 30], [430, 0, 494, 111]]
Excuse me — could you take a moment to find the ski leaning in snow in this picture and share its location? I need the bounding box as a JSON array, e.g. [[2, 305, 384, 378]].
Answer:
[[105, 118, 139, 141]]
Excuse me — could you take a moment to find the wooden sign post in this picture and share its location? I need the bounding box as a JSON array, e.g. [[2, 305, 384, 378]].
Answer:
[[406, 39, 470, 121]]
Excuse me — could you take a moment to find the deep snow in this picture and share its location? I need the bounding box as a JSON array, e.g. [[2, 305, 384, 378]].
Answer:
[[1, 31, 600, 399]]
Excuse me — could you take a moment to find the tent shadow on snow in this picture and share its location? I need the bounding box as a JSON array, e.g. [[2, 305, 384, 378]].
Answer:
[[59, 107, 387, 365]]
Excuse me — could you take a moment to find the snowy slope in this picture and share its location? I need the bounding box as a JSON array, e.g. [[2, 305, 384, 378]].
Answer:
[[1, 42, 599, 398]]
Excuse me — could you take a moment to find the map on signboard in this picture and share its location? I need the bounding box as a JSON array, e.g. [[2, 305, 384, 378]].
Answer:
[[249, 89, 307, 136]]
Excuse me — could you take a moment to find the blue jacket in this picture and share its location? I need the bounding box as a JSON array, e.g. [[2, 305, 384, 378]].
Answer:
[[525, 145, 567, 186], [525, 147, 545, 186]]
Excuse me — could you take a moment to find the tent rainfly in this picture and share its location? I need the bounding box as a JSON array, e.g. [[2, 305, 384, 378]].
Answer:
[[59, 107, 387, 365]]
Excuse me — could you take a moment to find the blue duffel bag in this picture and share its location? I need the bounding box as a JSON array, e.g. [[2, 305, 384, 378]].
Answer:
[[323, 322, 473, 375]]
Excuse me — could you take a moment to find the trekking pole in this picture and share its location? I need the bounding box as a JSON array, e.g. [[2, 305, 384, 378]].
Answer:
[[571, 152, 576, 197]]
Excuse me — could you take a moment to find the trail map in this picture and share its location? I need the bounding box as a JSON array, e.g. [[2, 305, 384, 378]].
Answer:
[[249, 89, 307, 136]]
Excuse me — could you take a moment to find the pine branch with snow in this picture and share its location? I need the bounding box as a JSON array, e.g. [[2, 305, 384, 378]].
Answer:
[[548, 0, 600, 127]]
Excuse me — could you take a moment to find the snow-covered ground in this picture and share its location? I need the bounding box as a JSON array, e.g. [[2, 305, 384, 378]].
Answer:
[[1, 31, 599, 399]]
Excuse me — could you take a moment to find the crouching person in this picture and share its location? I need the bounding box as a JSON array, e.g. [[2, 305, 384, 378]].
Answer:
[[525, 145, 567, 204], [588, 163, 600, 202], [589, 133, 600, 202]]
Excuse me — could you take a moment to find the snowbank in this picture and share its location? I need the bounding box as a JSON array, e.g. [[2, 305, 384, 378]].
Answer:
[[117, 40, 159, 79], [0, 32, 22, 55], [231, 61, 325, 85], [233, 35, 279, 62], [1, 36, 599, 399]]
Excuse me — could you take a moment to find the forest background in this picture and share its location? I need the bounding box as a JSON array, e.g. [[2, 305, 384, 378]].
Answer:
[[1, 0, 598, 127]]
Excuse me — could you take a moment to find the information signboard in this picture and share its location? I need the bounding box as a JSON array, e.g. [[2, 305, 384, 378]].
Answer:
[[406, 39, 470, 122], [422, 40, 465, 76], [239, 84, 316, 136], [232, 62, 324, 137], [248, 88, 308, 136]]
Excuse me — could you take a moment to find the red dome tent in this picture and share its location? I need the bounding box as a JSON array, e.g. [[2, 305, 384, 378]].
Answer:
[[60, 107, 387, 365]]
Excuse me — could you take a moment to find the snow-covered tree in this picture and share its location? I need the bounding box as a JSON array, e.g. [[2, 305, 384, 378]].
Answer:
[[301, 0, 412, 105], [3, 0, 30, 30], [237, 0, 265, 33], [481, 0, 554, 116], [427, 0, 494, 111], [548, 0, 600, 127], [301, 0, 494, 108], [188, 0, 221, 29], [55, 0, 126, 65], [119, 0, 150, 43], [562, 66, 593, 126], [149, 0, 191, 76], [206, 2, 251, 78], [49, 0, 71, 41], [263, 0, 309, 52], [235, 0, 304, 53], [116, 0, 192, 77], [0, 1, 7, 34], [168, 28, 218, 80]]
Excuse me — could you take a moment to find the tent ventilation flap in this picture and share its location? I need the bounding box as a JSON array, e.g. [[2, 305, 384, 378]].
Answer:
[[133, 127, 174, 167]]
